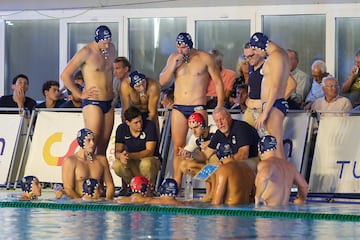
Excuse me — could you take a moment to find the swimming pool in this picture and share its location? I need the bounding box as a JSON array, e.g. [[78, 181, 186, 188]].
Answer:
[[1, 191, 360, 239]]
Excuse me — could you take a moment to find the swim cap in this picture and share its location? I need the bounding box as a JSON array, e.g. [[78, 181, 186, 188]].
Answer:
[[82, 178, 99, 197], [158, 178, 179, 197], [216, 142, 233, 160], [129, 71, 146, 88], [249, 32, 269, 51], [188, 112, 206, 128], [176, 32, 193, 49], [130, 176, 149, 194], [94, 25, 112, 43], [77, 128, 94, 148], [258, 135, 277, 154], [20, 176, 37, 193]]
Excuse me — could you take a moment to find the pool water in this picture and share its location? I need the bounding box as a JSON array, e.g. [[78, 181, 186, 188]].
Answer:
[[1, 191, 360, 239]]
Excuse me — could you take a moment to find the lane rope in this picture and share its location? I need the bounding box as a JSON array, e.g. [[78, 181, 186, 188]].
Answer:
[[1, 201, 360, 222]]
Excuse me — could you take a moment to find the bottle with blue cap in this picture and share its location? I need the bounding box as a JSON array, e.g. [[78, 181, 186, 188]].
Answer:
[[184, 169, 193, 200]]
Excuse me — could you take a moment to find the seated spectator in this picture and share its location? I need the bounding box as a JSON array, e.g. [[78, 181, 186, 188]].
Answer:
[[287, 49, 311, 109], [177, 112, 217, 200], [113, 106, 161, 193], [229, 84, 248, 111], [341, 48, 360, 107], [0, 74, 37, 112], [255, 135, 308, 207], [115, 176, 151, 203], [310, 77, 352, 117], [304, 60, 332, 108], [35, 80, 66, 108], [59, 83, 83, 108], [19, 175, 42, 201], [62, 128, 115, 200], [206, 49, 236, 109], [211, 142, 255, 205], [82, 178, 102, 201], [59, 70, 84, 99], [146, 178, 183, 206]]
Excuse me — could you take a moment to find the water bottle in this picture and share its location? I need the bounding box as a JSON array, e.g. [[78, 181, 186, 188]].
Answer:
[[184, 169, 193, 200], [252, 108, 268, 137]]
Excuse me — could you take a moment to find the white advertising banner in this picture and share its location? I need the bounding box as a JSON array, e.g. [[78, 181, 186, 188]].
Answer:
[[309, 116, 360, 193], [24, 111, 123, 186], [0, 114, 22, 184]]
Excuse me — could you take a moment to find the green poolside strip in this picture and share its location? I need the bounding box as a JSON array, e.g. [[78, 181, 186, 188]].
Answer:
[[1, 201, 360, 222]]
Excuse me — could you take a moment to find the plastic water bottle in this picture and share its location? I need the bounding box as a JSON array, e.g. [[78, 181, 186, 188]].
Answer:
[[184, 169, 193, 200], [252, 108, 269, 137]]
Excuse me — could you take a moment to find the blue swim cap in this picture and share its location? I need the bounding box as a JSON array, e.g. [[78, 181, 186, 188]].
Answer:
[[249, 32, 269, 51], [94, 25, 112, 43], [158, 178, 178, 197], [129, 70, 146, 88], [216, 142, 233, 160], [258, 135, 277, 154], [176, 32, 193, 49], [130, 176, 149, 194], [20, 175, 37, 193], [77, 128, 94, 148], [82, 178, 99, 197]]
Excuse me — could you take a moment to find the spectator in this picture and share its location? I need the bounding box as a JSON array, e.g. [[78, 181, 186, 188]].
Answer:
[[112, 56, 131, 108], [310, 77, 352, 117], [287, 49, 311, 109], [206, 49, 236, 109], [341, 48, 360, 107], [113, 106, 161, 193], [229, 84, 248, 111], [35, 80, 66, 108], [0, 74, 37, 112], [59, 83, 83, 108], [304, 60, 332, 107]]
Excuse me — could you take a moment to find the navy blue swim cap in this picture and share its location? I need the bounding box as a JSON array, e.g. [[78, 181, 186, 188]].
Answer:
[[82, 178, 99, 197], [20, 175, 37, 193], [94, 25, 112, 43], [77, 128, 94, 148], [176, 32, 193, 49], [249, 32, 269, 51], [216, 142, 233, 160], [129, 70, 146, 88], [158, 178, 178, 197], [258, 135, 277, 154], [130, 176, 149, 194]]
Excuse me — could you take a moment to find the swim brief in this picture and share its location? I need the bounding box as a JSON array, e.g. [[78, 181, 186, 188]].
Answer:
[[263, 98, 288, 116], [173, 104, 206, 119], [82, 99, 113, 113]]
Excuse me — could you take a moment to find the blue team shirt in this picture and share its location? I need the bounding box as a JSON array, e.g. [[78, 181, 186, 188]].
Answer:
[[115, 119, 159, 157], [208, 119, 259, 158]]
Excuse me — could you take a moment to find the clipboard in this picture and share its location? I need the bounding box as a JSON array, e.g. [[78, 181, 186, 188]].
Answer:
[[193, 164, 218, 181]]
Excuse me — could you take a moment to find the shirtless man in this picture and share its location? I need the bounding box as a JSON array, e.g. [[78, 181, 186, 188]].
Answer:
[[115, 176, 151, 203], [61, 25, 115, 155], [159, 32, 224, 189], [249, 32, 294, 158], [255, 135, 308, 207], [120, 70, 161, 136], [146, 178, 183, 206], [62, 128, 115, 200], [212, 142, 255, 205], [19, 176, 42, 201]]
